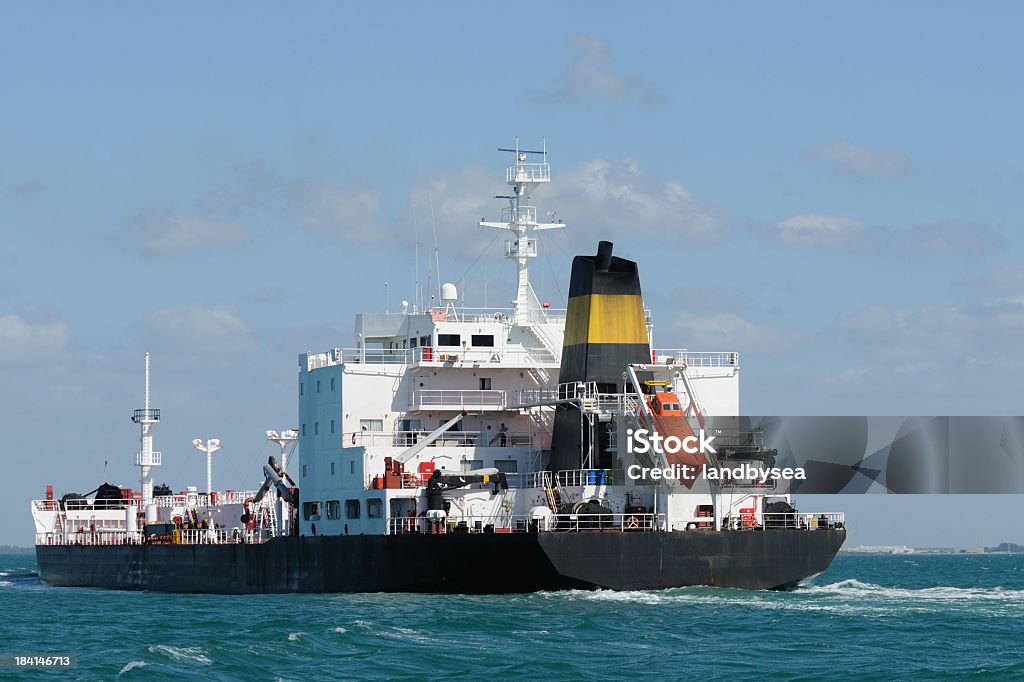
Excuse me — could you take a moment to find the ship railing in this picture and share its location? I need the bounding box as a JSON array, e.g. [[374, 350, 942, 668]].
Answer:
[[650, 350, 740, 368], [149, 490, 261, 508], [409, 389, 506, 410], [507, 381, 599, 409], [720, 512, 845, 531], [409, 345, 560, 367], [385, 512, 664, 535], [507, 162, 550, 184], [32, 500, 60, 512], [505, 471, 555, 489], [350, 430, 545, 449], [35, 531, 146, 546], [555, 469, 622, 487]]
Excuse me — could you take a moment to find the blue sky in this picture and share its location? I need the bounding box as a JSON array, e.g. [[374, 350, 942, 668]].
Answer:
[[3, 3, 1023, 546]]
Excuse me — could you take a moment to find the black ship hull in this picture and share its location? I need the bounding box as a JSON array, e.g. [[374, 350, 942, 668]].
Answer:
[[35, 528, 845, 593]]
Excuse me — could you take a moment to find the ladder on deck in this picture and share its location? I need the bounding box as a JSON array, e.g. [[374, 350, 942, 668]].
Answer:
[[544, 485, 562, 513]]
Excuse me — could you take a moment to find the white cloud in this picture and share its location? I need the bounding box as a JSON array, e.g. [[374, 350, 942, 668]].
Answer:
[[408, 158, 724, 255], [967, 265, 1024, 292], [775, 214, 863, 247], [671, 312, 797, 354], [287, 182, 385, 241], [0, 314, 70, 363], [802, 141, 912, 180], [242, 286, 288, 303], [200, 164, 386, 242], [145, 304, 250, 353], [119, 211, 249, 258], [539, 35, 660, 107]]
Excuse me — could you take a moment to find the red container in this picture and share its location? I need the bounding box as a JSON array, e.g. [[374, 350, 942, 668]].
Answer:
[[418, 461, 436, 475]]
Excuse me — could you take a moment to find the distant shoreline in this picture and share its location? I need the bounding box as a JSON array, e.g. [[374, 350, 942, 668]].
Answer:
[[0, 546, 33, 555]]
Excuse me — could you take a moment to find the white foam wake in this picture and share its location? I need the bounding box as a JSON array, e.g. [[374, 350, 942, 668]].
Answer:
[[118, 661, 146, 675], [147, 645, 212, 665]]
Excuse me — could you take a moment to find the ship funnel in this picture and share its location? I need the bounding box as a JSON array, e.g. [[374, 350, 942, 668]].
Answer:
[[549, 242, 651, 472]]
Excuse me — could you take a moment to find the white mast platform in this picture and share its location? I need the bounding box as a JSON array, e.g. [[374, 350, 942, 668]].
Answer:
[[480, 138, 566, 326]]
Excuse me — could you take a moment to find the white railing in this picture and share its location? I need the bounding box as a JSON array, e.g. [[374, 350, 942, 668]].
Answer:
[[34, 527, 273, 547], [720, 512, 845, 531], [347, 430, 545, 449], [135, 451, 162, 466], [502, 206, 538, 225], [555, 469, 620, 487], [507, 381, 598, 408], [386, 512, 663, 535], [651, 350, 739, 368], [507, 162, 550, 184], [318, 345, 561, 368], [410, 389, 506, 410]]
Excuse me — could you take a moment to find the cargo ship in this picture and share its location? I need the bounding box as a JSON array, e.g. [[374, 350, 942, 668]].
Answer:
[[31, 141, 845, 593]]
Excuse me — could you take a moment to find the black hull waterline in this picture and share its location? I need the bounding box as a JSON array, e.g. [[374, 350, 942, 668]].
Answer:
[[36, 529, 845, 594]]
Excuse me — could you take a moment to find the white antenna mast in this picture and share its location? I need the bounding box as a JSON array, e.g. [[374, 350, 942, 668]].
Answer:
[[430, 196, 441, 302], [132, 352, 162, 507], [480, 137, 565, 325], [266, 429, 299, 475], [192, 438, 222, 496]]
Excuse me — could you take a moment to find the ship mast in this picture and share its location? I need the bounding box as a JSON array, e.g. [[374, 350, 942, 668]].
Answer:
[[480, 138, 565, 325], [131, 352, 161, 506]]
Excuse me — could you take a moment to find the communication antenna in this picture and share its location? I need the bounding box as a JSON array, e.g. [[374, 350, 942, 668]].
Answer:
[[480, 137, 566, 325], [266, 429, 299, 475], [131, 352, 161, 506], [192, 438, 222, 496]]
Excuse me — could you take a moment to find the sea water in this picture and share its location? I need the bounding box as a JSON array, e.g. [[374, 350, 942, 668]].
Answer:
[[1, 552, 1022, 680]]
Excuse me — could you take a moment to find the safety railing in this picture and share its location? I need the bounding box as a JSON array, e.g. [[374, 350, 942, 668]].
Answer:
[[386, 512, 663, 535], [507, 162, 550, 184], [555, 469, 621, 487], [409, 389, 506, 410], [347, 430, 545, 448], [650, 350, 739, 368], [35, 527, 273, 547], [720, 512, 845, 531]]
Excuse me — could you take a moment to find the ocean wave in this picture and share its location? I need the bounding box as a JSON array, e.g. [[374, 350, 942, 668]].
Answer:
[[118, 661, 146, 675], [288, 632, 302, 641], [0, 581, 13, 587], [147, 645, 212, 665], [799, 578, 1024, 601], [332, 627, 347, 634]]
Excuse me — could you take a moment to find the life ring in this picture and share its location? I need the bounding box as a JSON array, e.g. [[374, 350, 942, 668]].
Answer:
[[626, 515, 639, 529]]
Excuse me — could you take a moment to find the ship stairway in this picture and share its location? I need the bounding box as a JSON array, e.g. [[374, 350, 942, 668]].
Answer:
[[544, 486, 562, 513]]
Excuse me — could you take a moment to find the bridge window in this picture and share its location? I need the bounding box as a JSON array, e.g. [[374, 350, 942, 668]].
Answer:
[[471, 334, 494, 347], [366, 498, 383, 518], [437, 333, 461, 346], [345, 499, 361, 519], [360, 419, 383, 432], [479, 377, 492, 390], [494, 459, 518, 474], [326, 500, 340, 520], [302, 501, 321, 521], [461, 459, 483, 473]]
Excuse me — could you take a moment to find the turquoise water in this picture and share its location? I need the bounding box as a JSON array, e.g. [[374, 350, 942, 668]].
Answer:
[[2, 553, 1023, 680]]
